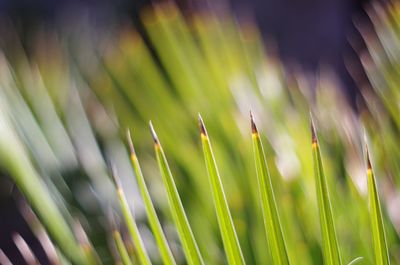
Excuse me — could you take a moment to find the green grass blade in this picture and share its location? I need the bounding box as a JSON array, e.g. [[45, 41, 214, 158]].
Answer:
[[198, 114, 245, 265], [311, 117, 341, 265], [113, 230, 133, 265], [250, 114, 290, 265], [127, 130, 176, 265], [150, 122, 204, 265], [366, 146, 390, 265], [112, 167, 152, 265]]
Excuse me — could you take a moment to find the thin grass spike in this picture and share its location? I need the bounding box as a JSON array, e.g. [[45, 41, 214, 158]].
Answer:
[[127, 130, 177, 265], [199, 114, 246, 265], [250, 111, 257, 134], [151, 122, 204, 265], [310, 115, 342, 265], [365, 144, 390, 265], [251, 113, 290, 265], [198, 113, 207, 136], [111, 166, 152, 265], [149, 121, 160, 145]]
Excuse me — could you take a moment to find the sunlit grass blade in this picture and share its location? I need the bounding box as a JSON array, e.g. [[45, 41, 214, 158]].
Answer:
[[365, 145, 390, 265], [250, 113, 290, 265], [127, 130, 176, 265], [150, 122, 204, 265], [198, 114, 245, 265], [310, 117, 341, 265], [111, 166, 151, 265]]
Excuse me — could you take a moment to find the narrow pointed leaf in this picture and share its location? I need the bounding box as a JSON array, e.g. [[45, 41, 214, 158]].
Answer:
[[198, 114, 245, 265], [127, 130, 176, 265], [112, 167, 151, 265], [311, 118, 341, 265], [150, 122, 204, 265], [366, 146, 390, 265], [251, 114, 290, 265]]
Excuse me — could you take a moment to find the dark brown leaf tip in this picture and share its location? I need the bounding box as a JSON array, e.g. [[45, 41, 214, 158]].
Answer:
[[310, 113, 318, 145], [250, 111, 258, 134], [149, 121, 160, 145], [126, 129, 136, 157], [366, 144, 372, 171], [198, 113, 207, 137]]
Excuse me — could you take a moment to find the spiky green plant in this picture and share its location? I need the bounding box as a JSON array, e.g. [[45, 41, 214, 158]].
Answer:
[[0, 1, 399, 265]]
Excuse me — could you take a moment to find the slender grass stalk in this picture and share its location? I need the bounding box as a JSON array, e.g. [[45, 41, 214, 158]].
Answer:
[[311, 116, 341, 265], [150, 122, 204, 265], [127, 130, 176, 265], [110, 212, 134, 265], [113, 230, 134, 265], [365, 145, 390, 265], [111, 166, 151, 265], [198, 114, 245, 265], [250, 113, 290, 265]]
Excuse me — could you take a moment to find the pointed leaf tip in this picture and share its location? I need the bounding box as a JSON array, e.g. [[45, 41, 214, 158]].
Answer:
[[149, 121, 160, 145], [250, 111, 258, 134], [126, 129, 136, 156], [366, 145, 372, 170], [198, 114, 207, 136], [310, 115, 317, 144]]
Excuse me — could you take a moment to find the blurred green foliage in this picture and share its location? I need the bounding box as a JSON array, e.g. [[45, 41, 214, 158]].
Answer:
[[0, 2, 399, 264]]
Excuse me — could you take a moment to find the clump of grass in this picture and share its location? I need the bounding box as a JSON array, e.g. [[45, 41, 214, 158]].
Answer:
[[0, 1, 399, 264]]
